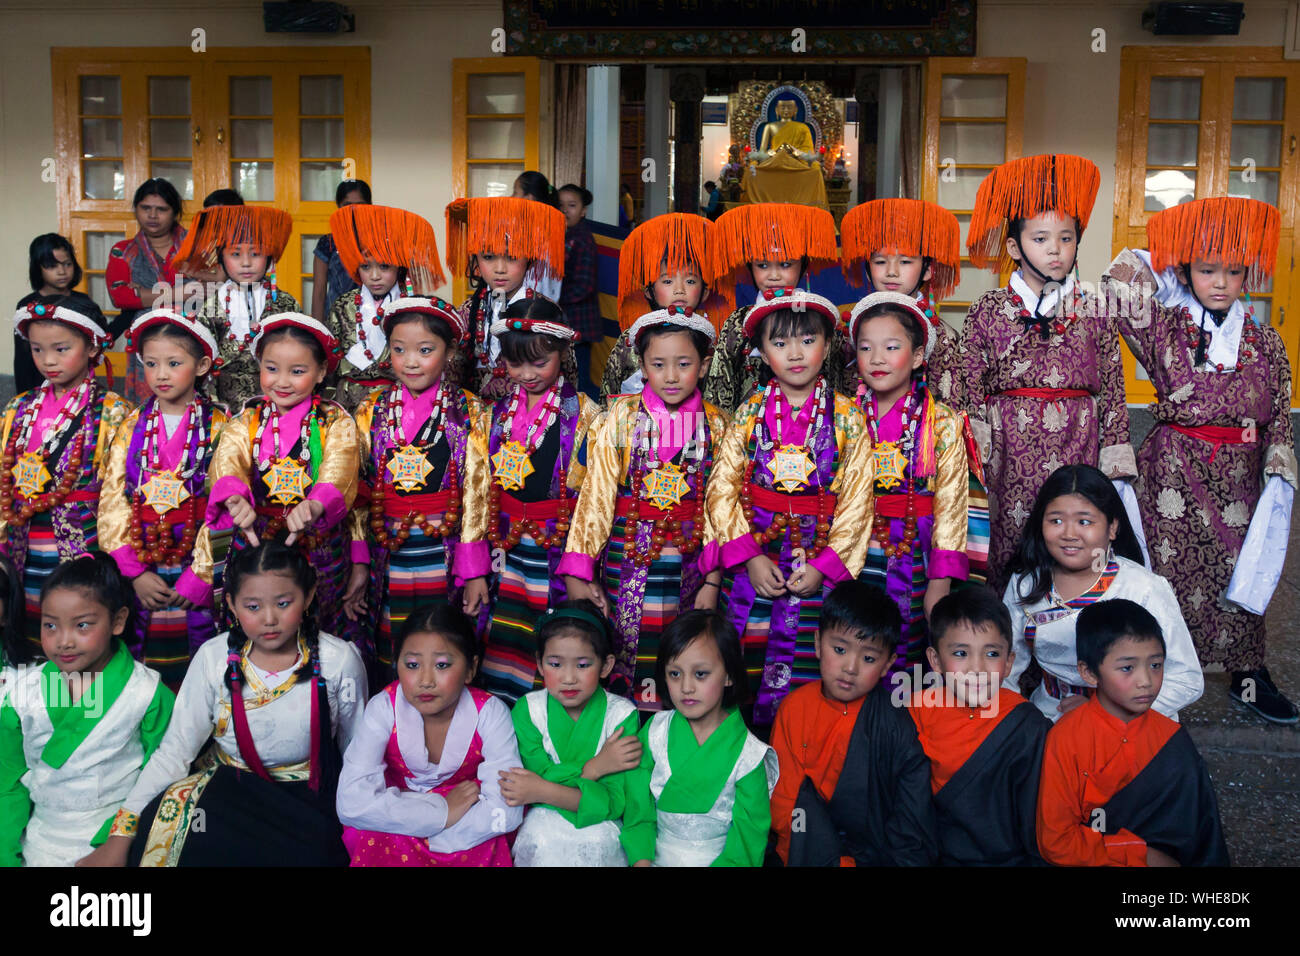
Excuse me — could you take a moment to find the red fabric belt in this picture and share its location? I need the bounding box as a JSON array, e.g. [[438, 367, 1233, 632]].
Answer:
[[745, 484, 837, 516], [381, 489, 454, 517], [875, 493, 934, 518], [1168, 423, 1254, 463], [143, 496, 208, 527], [498, 492, 564, 521], [614, 495, 699, 522], [59, 490, 98, 504], [1000, 387, 1091, 400]]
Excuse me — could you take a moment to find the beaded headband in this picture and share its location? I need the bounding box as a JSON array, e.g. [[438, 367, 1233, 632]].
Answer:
[[624, 306, 717, 347], [379, 295, 468, 340], [848, 291, 935, 363], [252, 312, 342, 372], [488, 315, 579, 342], [13, 301, 111, 346], [126, 308, 220, 361], [741, 287, 839, 341]]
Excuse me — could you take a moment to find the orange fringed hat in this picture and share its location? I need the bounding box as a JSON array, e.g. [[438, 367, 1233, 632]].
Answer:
[[1147, 197, 1280, 291], [840, 199, 961, 299], [709, 203, 838, 314], [444, 197, 566, 280], [330, 204, 446, 293], [966, 154, 1100, 272], [173, 206, 293, 275], [617, 213, 726, 329]]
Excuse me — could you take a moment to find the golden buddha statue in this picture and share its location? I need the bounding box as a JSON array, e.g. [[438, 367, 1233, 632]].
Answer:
[[756, 98, 817, 165]]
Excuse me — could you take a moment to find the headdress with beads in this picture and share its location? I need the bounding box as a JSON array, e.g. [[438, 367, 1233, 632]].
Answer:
[[1146, 196, 1280, 292], [847, 291, 935, 363], [966, 154, 1100, 273], [623, 305, 719, 350], [741, 287, 838, 341], [126, 308, 220, 361], [377, 296, 468, 340], [444, 197, 566, 283], [13, 300, 111, 346], [252, 312, 342, 372], [709, 203, 838, 316], [840, 198, 961, 300], [617, 213, 726, 326], [173, 205, 293, 276], [330, 204, 446, 294]]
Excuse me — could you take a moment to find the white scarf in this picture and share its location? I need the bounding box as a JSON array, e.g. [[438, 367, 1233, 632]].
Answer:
[[221, 279, 268, 339], [1132, 249, 1245, 371], [345, 285, 400, 369]]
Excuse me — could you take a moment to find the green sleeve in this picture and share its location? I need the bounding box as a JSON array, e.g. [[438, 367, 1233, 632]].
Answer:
[[617, 719, 658, 866], [0, 702, 31, 866], [711, 761, 772, 868], [572, 710, 640, 829], [90, 681, 176, 849], [510, 699, 588, 786]]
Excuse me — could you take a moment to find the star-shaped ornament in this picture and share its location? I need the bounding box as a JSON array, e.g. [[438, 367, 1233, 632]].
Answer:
[[768, 444, 816, 493], [491, 440, 535, 491], [141, 470, 189, 513], [12, 452, 51, 497], [642, 462, 690, 510], [872, 441, 908, 491], [264, 457, 311, 505], [386, 444, 434, 492]]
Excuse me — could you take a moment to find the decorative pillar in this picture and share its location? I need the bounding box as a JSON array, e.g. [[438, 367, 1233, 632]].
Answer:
[[669, 70, 705, 214], [643, 66, 670, 218], [854, 68, 880, 204], [586, 65, 621, 225]]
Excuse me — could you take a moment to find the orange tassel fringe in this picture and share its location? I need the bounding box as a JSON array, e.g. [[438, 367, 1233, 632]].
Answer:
[[1147, 197, 1280, 290], [966, 154, 1100, 272], [617, 213, 724, 331], [840, 198, 961, 299], [331, 204, 446, 294], [173, 206, 292, 275], [444, 197, 566, 281], [709, 203, 838, 314]]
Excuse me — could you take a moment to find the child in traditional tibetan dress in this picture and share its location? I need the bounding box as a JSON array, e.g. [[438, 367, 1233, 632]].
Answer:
[[707, 289, 875, 727], [198, 313, 360, 641], [1003, 465, 1203, 723], [955, 155, 1136, 594], [840, 198, 964, 403], [0, 301, 130, 650], [503, 602, 642, 867], [600, 213, 725, 398], [703, 203, 848, 411], [620, 609, 777, 867], [445, 197, 567, 401], [1037, 599, 1228, 866], [177, 205, 300, 413], [100, 542, 367, 866], [345, 297, 484, 675], [337, 604, 521, 866], [325, 203, 445, 412], [848, 292, 970, 673], [460, 296, 599, 703], [98, 310, 229, 690], [1104, 197, 1297, 723], [0, 554, 174, 867], [561, 306, 728, 710]]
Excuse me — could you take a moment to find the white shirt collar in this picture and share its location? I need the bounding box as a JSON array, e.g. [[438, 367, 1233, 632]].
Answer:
[[394, 685, 476, 785], [1008, 270, 1077, 319], [221, 279, 267, 338]]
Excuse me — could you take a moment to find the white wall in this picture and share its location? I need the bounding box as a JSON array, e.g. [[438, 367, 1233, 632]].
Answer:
[[0, 0, 501, 372], [977, 0, 1292, 280]]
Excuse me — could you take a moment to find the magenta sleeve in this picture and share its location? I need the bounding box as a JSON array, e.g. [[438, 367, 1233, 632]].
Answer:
[[306, 482, 347, 528], [454, 541, 492, 586], [927, 549, 970, 581], [720, 533, 762, 570], [110, 545, 148, 580], [808, 547, 850, 584], [556, 552, 596, 581], [175, 568, 213, 608]]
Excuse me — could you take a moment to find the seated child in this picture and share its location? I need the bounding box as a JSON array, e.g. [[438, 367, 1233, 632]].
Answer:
[[337, 604, 522, 866], [620, 609, 777, 867], [1037, 599, 1229, 866], [911, 587, 1049, 866], [502, 601, 642, 867], [0, 553, 174, 866], [771, 580, 937, 866]]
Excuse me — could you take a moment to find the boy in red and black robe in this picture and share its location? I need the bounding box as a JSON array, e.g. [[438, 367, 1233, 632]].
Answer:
[[1037, 598, 1229, 866], [774, 581, 937, 867], [910, 587, 1049, 866]]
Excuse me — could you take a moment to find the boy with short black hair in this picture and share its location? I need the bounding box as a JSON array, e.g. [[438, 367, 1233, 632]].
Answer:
[[911, 587, 1049, 865], [770, 580, 937, 866], [1037, 599, 1229, 866]]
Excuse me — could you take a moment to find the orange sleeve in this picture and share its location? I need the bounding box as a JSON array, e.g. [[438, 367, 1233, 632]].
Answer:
[[1036, 724, 1147, 867], [769, 694, 805, 865]]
